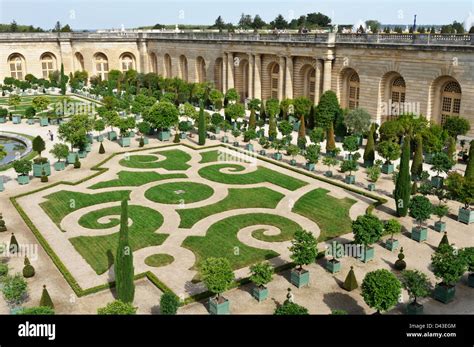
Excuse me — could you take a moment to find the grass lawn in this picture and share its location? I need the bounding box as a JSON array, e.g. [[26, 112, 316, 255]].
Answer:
[[292, 188, 356, 241], [119, 149, 191, 170], [145, 181, 214, 204], [145, 254, 174, 267], [198, 164, 307, 191], [182, 213, 301, 270], [40, 190, 131, 228], [89, 171, 187, 189], [71, 205, 167, 274], [178, 187, 284, 228], [199, 150, 249, 164]]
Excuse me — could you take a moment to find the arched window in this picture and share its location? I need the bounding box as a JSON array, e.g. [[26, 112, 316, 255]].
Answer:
[[164, 54, 172, 78], [41, 53, 56, 79], [214, 58, 223, 91], [179, 55, 188, 82], [196, 56, 206, 83], [75, 52, 85, 71], [120, 54, 134, 72], [305, 68, 316, 100], [348, 72, 360, 109], [94, 53, 109, 80], [9, 54, 24, 80], [271, 63, 279, 99], [149, 53, 157, 73], [441, 81, 462, 125]]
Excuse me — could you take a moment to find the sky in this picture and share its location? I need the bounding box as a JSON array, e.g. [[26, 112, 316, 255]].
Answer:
[[0, 0, 473, 30]]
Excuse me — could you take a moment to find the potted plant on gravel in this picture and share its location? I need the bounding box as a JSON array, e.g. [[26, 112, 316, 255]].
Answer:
[[304, 144, 320, 171], [231, 128, 241, 147], [200, 257, 235, 315], [178, 120, 190, 140], [94, 118, 105, 142], [271, 139, 284, 160], [243, 129, 257, 151], [445, 172, 473, 225], [289, 230, 318, 288], [408, 195, 432, 242], [322, 155, 338, 177], [137, 122, 151, 145], [431, 243, 468, 304], [117, 116, 136, 147], [13, 159, 32, 185], [430, 152, 454, 188], [32, 135, 51, 177], [400, 269, 431, 315], [366, 160, 382, 191], [340, 153, 360, 184], [361, 269, 402, 315], [352, 213, 383, 263], [376, 140, 401, 174], [432, 203, 449, 232], [325, 241, 343, 274], [249, 262, 274, 302], [383, 218, 402, 251], [50, 143, 69, 171], [286, 144, 300, 166]]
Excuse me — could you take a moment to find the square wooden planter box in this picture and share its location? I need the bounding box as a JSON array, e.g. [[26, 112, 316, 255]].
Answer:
[[78, 151, 87, 159], [406, 302, 424, 315], [221, 136, 229, 143], [54, 161, 66, 171], [382, 163, 394, 174], [411, 227, 427, 242], [368, 183, 376, 191], [434, 283, 456, 304], [306, 163, 315, 171], [325, 171, 333, 177], [108, 131, 117, 141], [85, 143, 92, 152], [358, 246, 374, 263], [67, 153, 78, 164], [245, 144, 254, 152], [86, 134, 94, 144], [385, 238, 399, 251], [179, 132, 187, 139], [33, 161, 51, 177], [96, 135, 104, 142], [157, 131, 171, 141], [273, 153, 282, 161], [252, 287, 268, 302], [431, 176, 443, 188], [0, 117, 6, 123], [118, 137, 131, 147], [17, 175, 30, 185], [345, 175, 355, 184], [142, 137, 149, 145], [290, 159, 297, 166], [27, 118, 35, 125], [214, 127, 221, 134], [290, 268, 309, 288], [12, 115, 22, 124], [208, 297, 230, 315], [326, 259, 341, 274], [434, 221, 446, 232], [39, 118, 49, 126], [458, 207, 474, 225]]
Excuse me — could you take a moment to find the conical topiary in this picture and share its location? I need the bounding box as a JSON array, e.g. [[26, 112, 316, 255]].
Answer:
[[298, 115, 306, 144], [138, 138, 144, 148], [23, 255, 35, 278], [410, 134, 423, 179], [363, 123, 375, 166], [249, 109, 256, 130], [9, 233, 19, 253], [0, 213, 6, 232], [73, 155, 81, 169], [438, 232, 450, 249], [99, 142, 105, 154], [39, 285, 54, 309], [343, 266, 358, 291], [411, 181, 418, 195], [326, 122, 336, 154], [394, 247, 406, 270]]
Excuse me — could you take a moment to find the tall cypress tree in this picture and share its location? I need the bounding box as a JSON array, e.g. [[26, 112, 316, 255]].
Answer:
[[394, 135, 411, 217], [198, 101, 206, 146], [307, 104, 315, 130], [298, 115, 306, 142], [326, 122, 336, 153], [363, 123, 375, 166], [115, 199, 135, 303], [465, 140, 474, 179], [410, 134, 423, 179], [268, 113, 277, 140], [259, 101, 267, 123], [60, 63, 66, 95], [249, 109, 256, 130]]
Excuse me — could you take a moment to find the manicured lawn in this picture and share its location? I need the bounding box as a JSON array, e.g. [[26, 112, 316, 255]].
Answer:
[[145, 182, 214, 204], [145, 254, 174, 267], [89, 171, 187, 189], [292, 188, 356, 241], [40, 190, 130, 228], [182, 213, 301, 270], [71, 205, 167, 274], [119, 149, 191, 170], [178, 187, 284, 228], [198, 164, 307, 191]]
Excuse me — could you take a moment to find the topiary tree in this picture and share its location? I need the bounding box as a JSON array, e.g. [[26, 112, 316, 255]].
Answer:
[[274, 301, 309, 315], [160, 291, 180, 315], [363, 123, 376, 166], [200, 257, 235, 303], [445, 172, 473, 210], [289, 229, 318, 272], [395, 247, 407, 270], [50, 143, 69, 163], [268, 113, 278, 140], [97, 300, 137, 315], [209, 89, 224, 110], [409, 195, 432, 228], [322, 155, 339, 175], [39, 285, 54, 309], [22, 256, 35, 278], [9, 233, 19, 253], [361, 269, 402, 313], [0, 213, 6, 232], [115, 199, 135, 303], [13, 159, 32, 178], [224, 88, 239, 103], [143, 100, 178, 132], [430, 152, 454, 178], [99, 142, 105, 154], [326, 122, 337, 154], [394, 135, 411, 217], [431, 243, 467, 286], [400, 270, 431, 305], [32, 136, 46, 158], [352, 214, 384, 247], [344, 108, 371, 136], [198, 102, 206, 146], [376, 140, 401, 165], [249, 262, 274, 289], [315, 90, 340, 129], [297, 115, 306, 145], [342, 135, 359, 158], [305, 144, 321, 165], [343, 266, 358, 291], [443, 116, 470, 139], [411, 134, 424, 179], [286, 144, 300, 161], [248, 109, 257, 130], [309, 127, 325, 144]]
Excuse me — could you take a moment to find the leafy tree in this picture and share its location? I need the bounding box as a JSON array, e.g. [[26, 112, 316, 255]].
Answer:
[[8, 94, 21, 112], [24, 106, 36, 119], [224, 103, 245, 122], [144, 101, 178, 131], [39, 285, 54, 309], [270, 14, 289, 29], [352, 214, 383, 246], [342, 135, 359, 156], [60, 63, 66, 95], [249, 262, 274, 288], [315, 91, 340, 129], [160, 291, 180, 315], [432, 204, 449, 223], [309, 127, 325, 144], [13, 159, 32, 176], [466, 140, 474, 179], [443, 116, 470, 139], [94, 118, 106, 136], [58, 114, 90, 150], [274, 301, 309, 315], [411, 134, 424, 178], [265, 99, 280, 119], [268, 114, 278, 139], [97, 300, 137, 315], [224, 88, 239, 103], [289, 229, 318, 271], [376, 140, 401, 164], [400, 270, 431, 304], [200, 257, 235, 301], [340, 158, 358, 176], [252, 15, 266, 29], [430, 152, 454, 177], [460, 247, 474, 274], [1, 273, 28, 305], [446, 136, 456, 160], [116, 116, 136, 137], [115, 199, 135, 303], [248, 109, 257, 130], [322, 155, 338, 173], [421, 124, 447, 154], [409, 195, 432, 228], [286, 144, 300, 159], [209, 89, 224, 110], [445, 172, 473, 209], [49, 143, 68, 166], [293, 96, 312, 119], [131, 94, 156, 114], [305, 144, 321, 164], [366, 164, 381, 183], [361, 269, 401, 313], [32, 136, 46, 157], [278, 120, 293, 137], [212, 15, 226, 31], [363, 123, 376, 165], [431, 244, 467, 285], [379, 120, 404, 142], [394, 135, 411, 217], [344, 108, 371, 135], [198, 102, 206, 146]]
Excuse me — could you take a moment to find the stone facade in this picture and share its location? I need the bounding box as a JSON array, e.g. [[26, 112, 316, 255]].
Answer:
[[1, 32, 473, 133]]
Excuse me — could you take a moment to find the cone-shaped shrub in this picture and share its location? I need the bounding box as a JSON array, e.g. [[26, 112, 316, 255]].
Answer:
[[198, 101, 206, 146], [0, 213, 7, 232], [39, 285, 54, 309], [326, 122, 336, 153], [446, 136, 456, 160], [363, 123, 376, 165], [259, 101, 267, 123], [307, 104, 315, 130], [268, 114, 277, 139], [466, 140, 474, 179], [438, 232, 450, 249], [73, 155, 81, 169], [249, 109, 256, 130], [410, 134, 423, 179], [115, 199, 135, 303], [343, 266, 358, 291], [23, 255, 35, 278], [394, 135, 411, 217], [99, 142, 105, 154], [9, 233, 19, 253], [411, 181, 418, 195], [298, 115, 306, 143]]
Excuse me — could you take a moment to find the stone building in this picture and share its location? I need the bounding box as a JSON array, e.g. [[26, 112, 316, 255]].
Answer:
[[1, 32, 473, 133]]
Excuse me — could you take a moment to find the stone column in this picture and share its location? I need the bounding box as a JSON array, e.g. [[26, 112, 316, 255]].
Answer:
[[323, 58, 333, 93], [227, 52, 234, 90], [285, 56, 293, 99], [254, 54, 262, 100], [248, 53, 254, 99], [314, 59, 322, 103], [278, 56, 285, 100], [137, 39, 149, 74], [58, 39, 74, 76], [222, 52, 227, 92]]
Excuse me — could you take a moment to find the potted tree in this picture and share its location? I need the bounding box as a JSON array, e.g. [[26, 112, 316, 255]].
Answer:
[[401, 269, 431, 315], [102, 110, 119, 141], [366, 160, 382, 191], [94, 118, 105, 142], [13, 159, 32, 185], [431, 243, 468, 303], [144, 101, 179, 141], [200, 257, 235, 315], [32, 135, 51, 177], [221, 122, 231, 143], [243, 129, 257, 151], [460, 247, 474, 287], [50, 143, 69, 171], [304, 144, 320, 171], [211, 112, 224, 134], [258, 137, 269, 155], [136, 121, 151, 145], [408, 195, 432, 242], [432, 204, 449, 232], [289, 229, 318, 288], [322, 155, 338, 177], [231, 128, 241, 147], [361, 269, 402, 314], [278, 120, 293, 145], [342, 135, 360, 161], [286, 144, 300, 166], [249, 262, 274, 302], [178, 120, 190, 139], [384, 218, 402, 251], [445, 172, 473, 225], [271, 139, 284, 160], [340, 154, 360, 184], [325, 241, 343, 274], [430, 152, 454, 188], [376, 140, 401, 174], [117, 116, 136, 147], [0, 108, 7, 123], [25, 106, 36, 125], [343, 108, 371, 146], [352, 213, 383, 263]]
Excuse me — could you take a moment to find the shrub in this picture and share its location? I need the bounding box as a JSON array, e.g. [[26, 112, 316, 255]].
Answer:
[[409, 195, 432, 228], [343, 266, 358, 291], [289, 229, 318, 271], [160, 291, 180, 315], [40, 169, 48, 183], [200, 257, 235, 301], [73, 156, 81, 169], [9, 233, 19, 253], [352, 214, 383, 246], [39, 285, 54, 309], [344, 108, 371, 135], [32, 136, 46, 157], [376, 140, 400, 164], [13, 159, 32, 176], [431, 244, 468, 285], [50, 143, 69, 162], [249, 262, 274, 288], [394, 247, 407, 270], [97, 300, 137, 315], [443, 116, 470, 139], [274, 301, 309, 315], [173, 132, 180, 143], [383, 219, 402, 237], [400, 270, 431, 304], [18, 306, 55, 315], [430, 152, 454, 177], [361, 269, 401, 313], [305, 144, 320, 164], [315, 90, 340, 129], [366, 165, 381, 183], [22, 256, 35, 278], [2, 273, 28, 305]]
